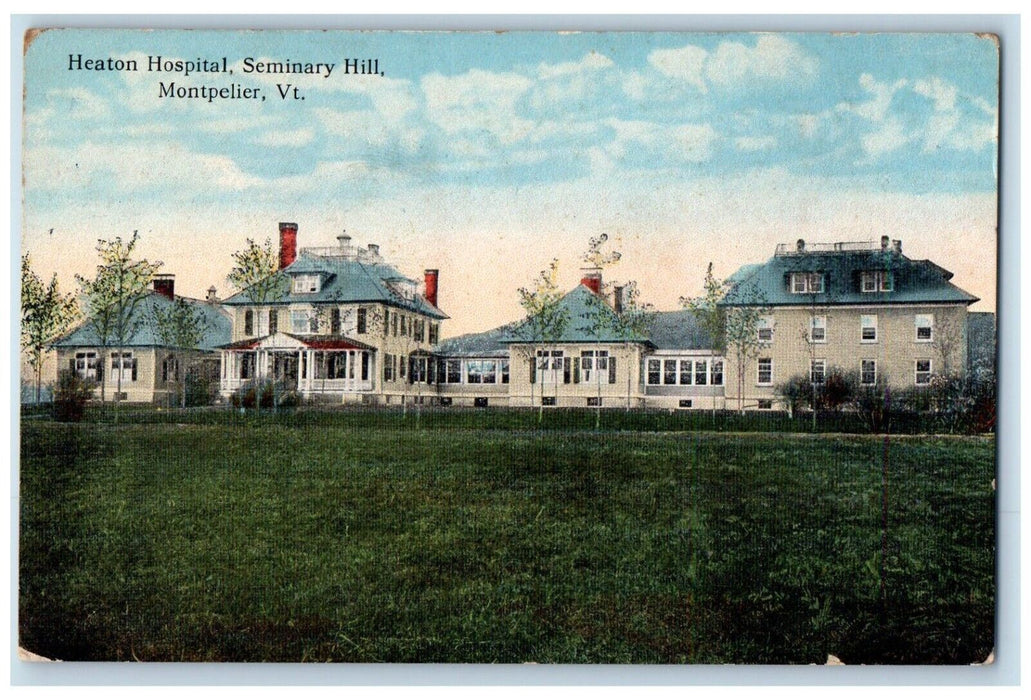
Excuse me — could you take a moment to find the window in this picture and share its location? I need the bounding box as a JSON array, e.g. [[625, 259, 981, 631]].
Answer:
[[580, 350, 609, 383], [790, 272, 824, 294], [357, 307, 367, 334], [679, 359, 692, 385], [291, 310, 311, 334], [330, 308, 341, 335], [162, 355, 178, 383], [240, 353, 255, 380], [391, 314, 398, 337], [541, 396, 556, 406], [268, 309, 278, 335], [383, 353, 394, 382], [915, 314, 933, 342], [429, 323, 439, 345], [443, 359, 462, 384], [500, 360, 510, 384], [757, 399, 773, 410], [244, 309, 254, 336], [111, 352, 136, 383], [467, 360, 497, 384], [399, 355, 406, 379], [292, 275, 320, 294], [861, 315, 878, 343], [587, 397, 602, 407], [414, 320, 425, 343], [74, 352, 98, 380], [757, 358, 773, 385], [757, 317, 774, 342], [861, 271, 893, 293], [536, 350, 564, 382], [810, 359, 826, 385], [679, 399, 693, 408], [411, 357, 428, 383], [711, 360, 724, 386], [647, 359, 661, 385], [915, 359, 932, 385], [861, 359, 877, 385], [400, 315, 408, 337], [810, 316, 826, 343], [694, 359, 708, 386], [663, 359, 677, 385]]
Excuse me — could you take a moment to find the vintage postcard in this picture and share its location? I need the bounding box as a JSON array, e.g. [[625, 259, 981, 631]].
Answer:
[[18, 28, 998, 667]]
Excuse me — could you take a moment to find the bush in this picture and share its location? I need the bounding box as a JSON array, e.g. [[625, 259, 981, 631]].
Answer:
[[229, 380, 299, 410], [184, 372, 217, 407], [53, 370, 94, 422], [775, 375, 810, 416]]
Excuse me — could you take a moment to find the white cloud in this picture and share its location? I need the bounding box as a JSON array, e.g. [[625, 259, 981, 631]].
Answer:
[[705, 35, 818, 87], [537, 52, 613, 80], [673, 124, 717, 162], [862, 117, 910, 156], [838, 74, 908, 122], [314, 107, 392, 147], [913, 77, 958, 112], [647, 45, 708, 92], [256, 128, 315, 147], [421, 69, 534, 144]]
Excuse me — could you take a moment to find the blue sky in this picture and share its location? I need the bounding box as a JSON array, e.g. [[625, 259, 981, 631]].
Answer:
[[22, 29, 999, 335]]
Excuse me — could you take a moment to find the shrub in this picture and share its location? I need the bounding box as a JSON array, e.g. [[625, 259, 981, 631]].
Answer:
[[775, 375, 811, 416], [184, 372, 217, 407], [820, 368, 852, 412], [53, 370, 94, 422], [229, 380, 299, 410]]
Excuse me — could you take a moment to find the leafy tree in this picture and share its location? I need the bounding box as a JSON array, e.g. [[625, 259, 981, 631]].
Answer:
[[151, 297, 209, 408], [75, 232, 162, 405], [722, 282, 771, 414], [21, 255, 78, 404], [684, 262, 727, 419], [227, 237, 288, 409], [515, 259, 570, 422], [610, 282, 656, 413], [578, 233, 627, 427]]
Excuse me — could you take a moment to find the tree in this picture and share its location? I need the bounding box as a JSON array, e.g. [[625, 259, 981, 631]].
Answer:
[[684, 262, 727, 420], [515, 259, 570, 422], [227, 237, 288, 409], [722, 282, 771, 414], [578, 234, 624, 427], [931, 311, 964, 378], [75, 232, 162, 406], [151, 297, 209, 408], [610, 282, 656, 413], [21, 255, 78, 404]]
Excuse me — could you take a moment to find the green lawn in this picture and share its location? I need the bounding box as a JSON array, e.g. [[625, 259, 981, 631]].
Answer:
[[19, 412, 995, 663]]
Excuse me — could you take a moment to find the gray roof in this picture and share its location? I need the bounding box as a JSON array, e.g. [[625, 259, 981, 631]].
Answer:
[[434, 324, 514, 357], [221, 251, 447, 320], [501, 285, 650, 344], [53, 292, 232, 351], [720, 249, 979, 307], [645, 310, 717, 350]]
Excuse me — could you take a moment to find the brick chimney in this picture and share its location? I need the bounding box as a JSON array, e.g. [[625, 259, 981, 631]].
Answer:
[[613, 285, 625, 314], [206, 286, 219, 304], [424, 269, 439, 308], [153, 274, 175, 299], [279, 222, 298, 269], [580, 270, 602, 295]]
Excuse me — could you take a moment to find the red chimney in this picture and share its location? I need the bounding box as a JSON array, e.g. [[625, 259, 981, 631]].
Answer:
[[580, 271, 602, 295], [279, 222, 298, 269], [424, 269, 439, 308], [153, 274, 175, 299]]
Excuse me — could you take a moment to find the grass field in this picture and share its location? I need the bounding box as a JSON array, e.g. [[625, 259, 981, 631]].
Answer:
[[19, 410, 995, 663]]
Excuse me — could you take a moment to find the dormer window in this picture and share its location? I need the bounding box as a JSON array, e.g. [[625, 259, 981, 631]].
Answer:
[[292, 274, 321, 294], [790, 272, 824, 294], [861, 271, 893, 293]]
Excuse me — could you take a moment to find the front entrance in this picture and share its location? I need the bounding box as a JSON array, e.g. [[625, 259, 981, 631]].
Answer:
[[272, 354, 299, 390]]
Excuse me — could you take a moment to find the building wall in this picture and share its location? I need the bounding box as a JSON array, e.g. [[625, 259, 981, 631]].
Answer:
[[56, 347, 161, 403], [722, 304, 969, 408], [504, 343, 647, 408]]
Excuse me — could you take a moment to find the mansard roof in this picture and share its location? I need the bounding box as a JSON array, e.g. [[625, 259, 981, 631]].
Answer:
[[52, 292, 232, 351], [221, 251, 448, 320], [720, 244, 979, 307]]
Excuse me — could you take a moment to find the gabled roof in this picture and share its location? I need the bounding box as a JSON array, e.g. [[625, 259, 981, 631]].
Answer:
[[52, 292, 232, 351], [221, 251, 447, 320], [501, 284, 650, 345], [720, 249, 979, 307]]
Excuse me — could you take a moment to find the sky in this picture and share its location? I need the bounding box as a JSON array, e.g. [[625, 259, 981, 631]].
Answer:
[[21, 29, 999, 337]]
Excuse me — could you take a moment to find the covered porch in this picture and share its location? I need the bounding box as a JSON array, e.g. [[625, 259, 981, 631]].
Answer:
[[220, 332, 376, 397]]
